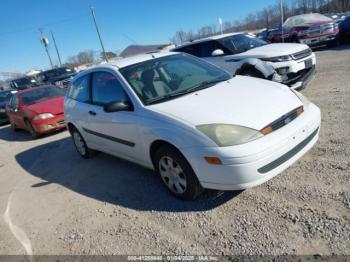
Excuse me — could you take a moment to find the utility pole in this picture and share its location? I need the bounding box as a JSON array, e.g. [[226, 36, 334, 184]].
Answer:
[[39, 29, 53, 68], [219, 17, 223, 35], [51, 31, 62, 66], [90, 6, 108, 62], [280, 0, 284, 43]]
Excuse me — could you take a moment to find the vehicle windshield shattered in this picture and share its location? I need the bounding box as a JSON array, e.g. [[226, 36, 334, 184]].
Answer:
[[283, 13, 333, 27]]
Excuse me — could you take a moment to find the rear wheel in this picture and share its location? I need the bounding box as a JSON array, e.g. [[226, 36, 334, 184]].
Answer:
[[71, 128, 96, 159], [25, 120, 40, 139], [154, 145, 203, 200]]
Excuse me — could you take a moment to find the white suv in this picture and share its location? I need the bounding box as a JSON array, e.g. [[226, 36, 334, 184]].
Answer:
[[65, 52, 320, 200], [173, 33, 316, 90]]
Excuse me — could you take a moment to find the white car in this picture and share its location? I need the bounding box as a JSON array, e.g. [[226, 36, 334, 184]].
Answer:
[[172, 32, 316, 90], [65, 52, 321, 200]]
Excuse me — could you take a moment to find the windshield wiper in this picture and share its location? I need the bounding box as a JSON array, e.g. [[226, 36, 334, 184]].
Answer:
[[146, 77, 230, 105]]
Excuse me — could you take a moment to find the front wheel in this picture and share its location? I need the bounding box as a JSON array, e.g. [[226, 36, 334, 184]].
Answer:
[[154, 145, 203, 200], [25, 120, 40, 139]]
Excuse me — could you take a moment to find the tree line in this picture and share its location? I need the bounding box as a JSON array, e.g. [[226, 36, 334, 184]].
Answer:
[[170, 0, 350, 45]]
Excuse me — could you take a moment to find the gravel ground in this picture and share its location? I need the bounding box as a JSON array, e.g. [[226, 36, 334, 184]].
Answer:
[[0, 45, 349, 256]]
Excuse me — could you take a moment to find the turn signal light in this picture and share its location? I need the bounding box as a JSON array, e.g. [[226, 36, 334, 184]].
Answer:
[[296, 106, 304, 116], [260, 126, 273, 135], [204, 157, 222, 165]]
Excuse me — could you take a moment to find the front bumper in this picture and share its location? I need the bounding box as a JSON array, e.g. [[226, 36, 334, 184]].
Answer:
[[299, 33, 338, 46], [31, 114, 66, 134], [270, 53, 316, 90], [181, 103, 321, 191]]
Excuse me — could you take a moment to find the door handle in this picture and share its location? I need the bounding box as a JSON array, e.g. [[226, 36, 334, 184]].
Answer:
[[88, 110, 96, 116]]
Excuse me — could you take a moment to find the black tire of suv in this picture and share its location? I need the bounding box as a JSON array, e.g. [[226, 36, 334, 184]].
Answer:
[[154, 145, 204, 200], [71, 128, 96, 159]]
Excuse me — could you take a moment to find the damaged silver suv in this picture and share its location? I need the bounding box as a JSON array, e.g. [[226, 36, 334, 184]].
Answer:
[[172, 32, 316, 90]]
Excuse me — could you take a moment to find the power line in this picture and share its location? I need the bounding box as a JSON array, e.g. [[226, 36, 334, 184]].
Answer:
[[0, 13, 88, 37]]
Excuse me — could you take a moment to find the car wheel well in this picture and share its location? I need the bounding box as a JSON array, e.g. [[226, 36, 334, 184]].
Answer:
[[237, 64, 265, 78], [150, 140, 180, 170], [67, 122, 77, 135]]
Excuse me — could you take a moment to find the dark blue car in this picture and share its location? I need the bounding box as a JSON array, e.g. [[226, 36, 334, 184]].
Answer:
[[339, 16, 350, 42]]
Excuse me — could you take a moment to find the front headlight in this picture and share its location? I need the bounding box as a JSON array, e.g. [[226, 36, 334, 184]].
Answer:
[[264, 55, 292, 62], [196, 124, 263, 147], [33, 113, 54, 120], [292, 90, 310, 108], [0, 108, 5, 113]]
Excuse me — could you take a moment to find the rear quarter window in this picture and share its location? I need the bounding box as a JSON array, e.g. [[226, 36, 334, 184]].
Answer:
[[68, 74, 90, 103]]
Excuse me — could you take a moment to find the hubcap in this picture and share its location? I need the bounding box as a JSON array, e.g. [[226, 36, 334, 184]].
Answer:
[[73, 132, 86, 156], [159, 156, 187, 194]]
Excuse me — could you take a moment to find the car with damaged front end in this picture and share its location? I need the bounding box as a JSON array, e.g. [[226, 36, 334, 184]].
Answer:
[[172, 32, 316, 90]]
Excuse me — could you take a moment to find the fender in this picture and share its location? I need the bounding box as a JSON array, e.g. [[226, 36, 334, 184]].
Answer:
[[233, 58, 276, 79]]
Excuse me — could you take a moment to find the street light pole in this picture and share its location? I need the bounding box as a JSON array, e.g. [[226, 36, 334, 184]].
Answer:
[[51, 31, 62, 66], [280, 0, 284, 43], [90, 6, 108, 62], [39, 29, 53, 68]]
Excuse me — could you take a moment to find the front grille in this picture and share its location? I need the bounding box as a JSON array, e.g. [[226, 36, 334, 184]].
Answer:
[[57, 120, 65, 125], [262, 107, 303, 134], [292, 48, 312, 60]]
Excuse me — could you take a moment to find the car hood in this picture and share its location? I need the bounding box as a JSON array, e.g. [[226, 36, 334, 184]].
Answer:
[[241, 43, 308, 57], [149, 76, 302, 131], [23, 96, 64, 115]]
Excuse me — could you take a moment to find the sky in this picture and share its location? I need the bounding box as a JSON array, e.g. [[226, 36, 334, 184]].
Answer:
[[0, 0, 277, 73]]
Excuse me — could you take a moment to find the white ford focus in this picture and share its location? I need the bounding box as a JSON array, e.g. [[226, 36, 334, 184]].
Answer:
[[65, 52, 321, 200]]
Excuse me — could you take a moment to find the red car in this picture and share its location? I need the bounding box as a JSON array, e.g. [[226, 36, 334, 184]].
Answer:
[[6, 85, 66, 138], [269, 13, 339, 47]]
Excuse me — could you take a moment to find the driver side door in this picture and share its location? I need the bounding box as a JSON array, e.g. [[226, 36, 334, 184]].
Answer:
[[85, 70, 142, 161]]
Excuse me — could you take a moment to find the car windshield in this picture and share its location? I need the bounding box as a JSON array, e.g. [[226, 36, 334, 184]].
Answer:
[[283, 13, 332, 27], [219, 33, 268, 53], [12, 78, 35, 87], [0, 90, 14, 102], [119, 53, 231, 105], [20, 86, 65, 106]]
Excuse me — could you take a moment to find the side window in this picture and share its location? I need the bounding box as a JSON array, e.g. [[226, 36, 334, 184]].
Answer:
[[91, 71, 129, 106], [68, 74, 90, 103], [198, 41, 216, 57], [176, 44, 201, 57]]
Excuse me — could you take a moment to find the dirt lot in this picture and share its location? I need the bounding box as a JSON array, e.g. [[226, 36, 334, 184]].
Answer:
[[0, 46, 349, 256]]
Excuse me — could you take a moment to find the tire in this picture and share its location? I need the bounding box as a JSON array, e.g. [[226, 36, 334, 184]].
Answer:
[[154, 145, 203, 200], [25, 120, 40, 139], [71, 128, 96, 159], [239, 68, 265, 79], [10, 121, 20, 132]]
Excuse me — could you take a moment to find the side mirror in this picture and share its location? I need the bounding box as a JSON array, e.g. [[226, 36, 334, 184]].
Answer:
[[103, 101, 133, 113], [211, 49, 225, 57]]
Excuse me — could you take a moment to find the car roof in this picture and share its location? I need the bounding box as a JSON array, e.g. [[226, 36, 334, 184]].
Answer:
[[94, 51, 177, 69], [173, 32, 246, 49], [16, 85, 57, 95]]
